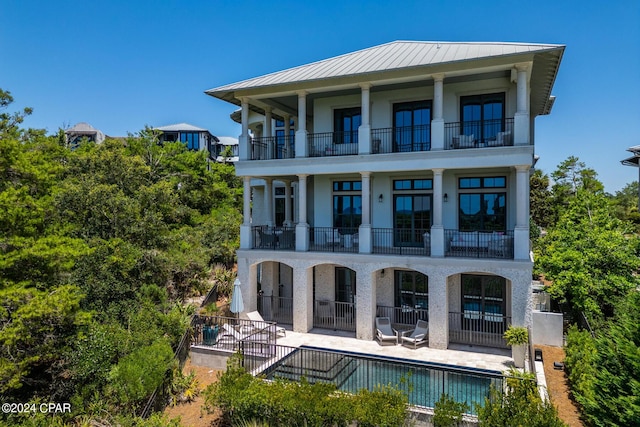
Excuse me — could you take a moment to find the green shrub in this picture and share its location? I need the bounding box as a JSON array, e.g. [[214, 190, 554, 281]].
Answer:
[[433, 393, 468, 426]]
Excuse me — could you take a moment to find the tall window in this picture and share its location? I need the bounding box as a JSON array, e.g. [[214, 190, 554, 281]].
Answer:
[[334, 108, 361, 144], [335, 267, 356, 303], [275, 119, 295, 159], [393, 100, 431, 152], [393, 179, 432, 246], [274, 186, 294, 226], [180, 132, 200, 150], [458, 177, 506, 231], [461, 274, 506, 325], [460, 93, 505, 143], [333, 181, 362, 232], [395, 271, 428, 309]]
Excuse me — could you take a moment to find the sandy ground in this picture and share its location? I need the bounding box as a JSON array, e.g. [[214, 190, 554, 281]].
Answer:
[[163, 358, 225, 427], [540, 345, 583, 426], [168, 347, 583, 427]]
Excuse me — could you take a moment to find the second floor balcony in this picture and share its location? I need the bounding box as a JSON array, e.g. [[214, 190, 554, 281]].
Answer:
[[250, 119, 515, 160]]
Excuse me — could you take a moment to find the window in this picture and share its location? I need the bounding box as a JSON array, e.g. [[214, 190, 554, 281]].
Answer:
[[274, 186, 294, 226], [393, 179, 432, 246], [162, 132, 178, 142], [461, 274, 506, 325], [458, 177, 506, 231], [180, 132, 200, 150], [393, 100, 431, 152], [333, 181, 361, 232], [395, 271, 428, 309], [335, 267, 356, 303], [275, 118, 295, 159], [460, 93, 505, 143], [334, 107, 361, 144]]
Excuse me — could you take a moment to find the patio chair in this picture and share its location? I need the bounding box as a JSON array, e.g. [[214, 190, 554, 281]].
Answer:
[[400, 319, 429, 349], [258, 229, 278, 249], [375, 317, 398, 345], [246, 310, 286, 336]]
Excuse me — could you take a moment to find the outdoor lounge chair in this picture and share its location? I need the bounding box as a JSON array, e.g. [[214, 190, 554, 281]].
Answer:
[[246, 310, 286, 336], [375, 317, 398, 345], [400, 319, 428, 349]]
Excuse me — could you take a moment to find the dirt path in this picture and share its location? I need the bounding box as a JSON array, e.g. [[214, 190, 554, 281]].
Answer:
[[163, 359, 224, 427], [540, 345, 583, 426]]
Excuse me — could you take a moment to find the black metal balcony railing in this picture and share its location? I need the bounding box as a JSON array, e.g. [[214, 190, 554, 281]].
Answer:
[[376, 305, 429, 328], [258, 295, 293, 325], [252, 225, 296, 250], [444, 229, 514, 259], [307, 132, 359, 157], [444, 118, 514, 149], [372, 228, 430, 256], [251, 136, 295, 160], [309, 227, 359, 253], [448, 312, 511, 348], [370, 125, 431, 154], [313, 300, 356, 332], [192, 315, 278, 352]]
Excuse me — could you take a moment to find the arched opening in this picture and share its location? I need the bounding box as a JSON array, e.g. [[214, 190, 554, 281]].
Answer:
[[375, 268, 429, 330], [448, 272, 511, 349], [255, 261, 294, 326], [312, 263, 356, 333]]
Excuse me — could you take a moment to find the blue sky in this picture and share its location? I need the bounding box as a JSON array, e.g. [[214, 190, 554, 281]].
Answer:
[[2, 0, 639, 192]]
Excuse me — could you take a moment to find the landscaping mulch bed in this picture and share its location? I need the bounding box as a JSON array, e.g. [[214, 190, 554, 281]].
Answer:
[[540, 345, 583, 426]]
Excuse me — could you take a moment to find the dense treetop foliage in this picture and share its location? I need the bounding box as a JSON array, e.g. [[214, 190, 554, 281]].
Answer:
[[0, 89, 241, 426], [533, 157, 640, 426]]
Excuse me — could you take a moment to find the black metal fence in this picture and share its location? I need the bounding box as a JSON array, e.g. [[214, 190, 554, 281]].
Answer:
[[370, 125, 431, 154], [251, 136, 296, 160], [191, 315, 278, 351], [241, 344, 508, 415], [445, 229, 514, 259], [376, 305, 429, 328], [252, 225, 296, 250], [445, 118, 514, 149], [309, 227, 359, 253], [372, 228, 430, 256], [313, 300, 356, 332], [258, 295, 293, 325], [307, 132, 359, 157], [448, 312, 510, 349]]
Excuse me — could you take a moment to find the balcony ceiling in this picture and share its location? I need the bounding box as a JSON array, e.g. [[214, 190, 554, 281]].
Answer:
[[207, 40, 564, 119]]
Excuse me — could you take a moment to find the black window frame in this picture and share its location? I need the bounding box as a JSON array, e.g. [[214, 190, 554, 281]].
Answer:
[[458, 176, 507, 231], [460, 92, 506, 144], [393, 100, 432, 152], [334, 107, 361, 145]]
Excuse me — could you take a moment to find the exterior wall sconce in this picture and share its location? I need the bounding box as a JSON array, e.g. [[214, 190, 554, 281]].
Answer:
[[443, 193, 448, 202], [378, 194, 384, 203]]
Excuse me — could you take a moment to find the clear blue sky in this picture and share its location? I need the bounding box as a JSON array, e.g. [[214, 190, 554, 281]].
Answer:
[[2, 0, 639, 193]]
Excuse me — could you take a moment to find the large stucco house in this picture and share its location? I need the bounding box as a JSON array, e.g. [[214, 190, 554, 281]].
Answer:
[[205, 41, 564, 350]]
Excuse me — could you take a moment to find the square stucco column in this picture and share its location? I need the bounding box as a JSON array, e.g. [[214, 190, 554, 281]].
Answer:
[[428, 273, 448, 349], [355, 270, 376, 340], [292, 266, 313, 333], [236, 259, 258, 313]]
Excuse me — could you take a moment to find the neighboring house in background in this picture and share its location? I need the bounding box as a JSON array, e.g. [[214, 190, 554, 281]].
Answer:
[[206, 40, 564, 350], [215, 136, 240, 163], [65, 122, 106, 148], [155, 122, 238, 163]]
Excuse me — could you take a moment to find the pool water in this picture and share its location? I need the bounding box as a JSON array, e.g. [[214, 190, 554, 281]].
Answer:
[[262, 346, 502, 414]]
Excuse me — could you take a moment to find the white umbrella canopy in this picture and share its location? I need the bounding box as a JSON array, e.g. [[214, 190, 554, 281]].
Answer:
[[230, 278, 244, 315]]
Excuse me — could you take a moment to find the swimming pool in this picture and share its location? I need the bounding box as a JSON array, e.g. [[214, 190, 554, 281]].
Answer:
[[261, 345, 503, 414]]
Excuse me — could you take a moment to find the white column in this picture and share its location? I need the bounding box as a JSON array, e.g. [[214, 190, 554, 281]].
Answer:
[[265, 107, 273, 159], [264, 178, 273, 227], [284, 180, 292, 227], [239, 98, 250, 160], [431, 74, 445, 150], [428, 272, 448, 350], [283, 114, 292, 158], [431, 168, 445, 257], [355, 270, 376, 340], [292, 266, 313, 333], [295, 91, 308, 157], [514, 165, 531, 260], [359, 172, 372, 254], [514, 63, 530, 145], [240, 176, 252, 249], [358, 83, 371, 155], [295, 174, 309, 251]]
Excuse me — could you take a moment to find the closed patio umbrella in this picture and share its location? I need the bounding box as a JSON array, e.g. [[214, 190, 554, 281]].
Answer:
[[230, 278, 244, 317]]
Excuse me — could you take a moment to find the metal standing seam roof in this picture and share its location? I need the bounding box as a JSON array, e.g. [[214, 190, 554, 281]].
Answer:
[[205, 40, 564, 95], [155, 123, 210, 132]]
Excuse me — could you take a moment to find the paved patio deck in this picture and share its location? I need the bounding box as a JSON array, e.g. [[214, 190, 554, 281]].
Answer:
[[276, 328, 514, 373]]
